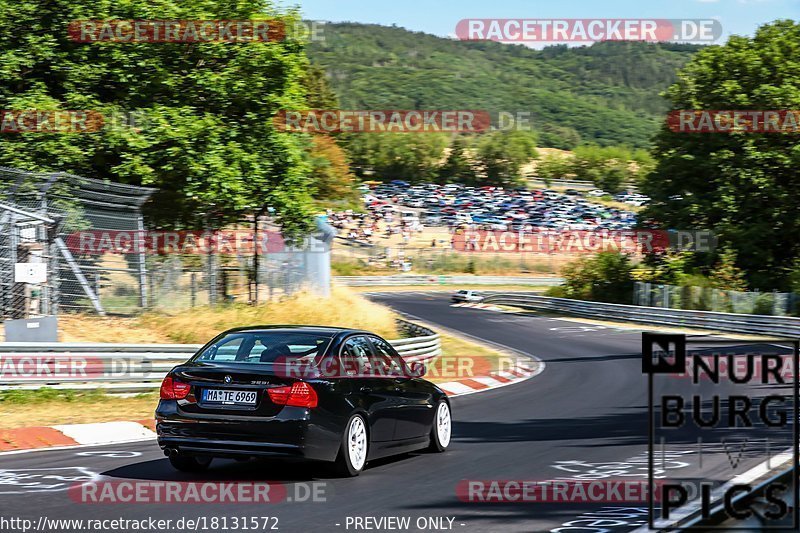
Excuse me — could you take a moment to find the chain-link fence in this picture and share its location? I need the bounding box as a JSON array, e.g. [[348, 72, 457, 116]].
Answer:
[[633, 281, 798, 316], [0, 167, 154, 318], [0, 200, 57, 319], [0, 168, 332, 319]]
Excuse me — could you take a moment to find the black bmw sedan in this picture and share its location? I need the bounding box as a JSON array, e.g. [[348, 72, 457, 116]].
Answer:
[[156, 326, 451, 476]]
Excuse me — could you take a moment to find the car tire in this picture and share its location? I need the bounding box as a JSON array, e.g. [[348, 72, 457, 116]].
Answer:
[[168, 454, 212, 472], [428, 400, 451, 452], [333, 414, 369, 477]]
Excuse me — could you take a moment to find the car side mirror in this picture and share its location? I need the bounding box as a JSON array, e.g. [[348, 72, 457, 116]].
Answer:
[[409, 361, 426, 377]]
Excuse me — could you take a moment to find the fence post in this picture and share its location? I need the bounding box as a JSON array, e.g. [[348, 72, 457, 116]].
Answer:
[[207, 230, 217, 307], [147, 270, 154, 310], [49, 239, 59, 315], [136, 213, 148, 309], [190, 272, 197, 308], [253, 215, 260, 304]]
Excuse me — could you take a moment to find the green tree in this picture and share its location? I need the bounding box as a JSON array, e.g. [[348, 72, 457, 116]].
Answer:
[[345, 133, 447, 182], [558, 252, 635, 304], [630, 148, 655, 185], [571, 144, 636, 193], [302, 63, 339, 109], [635, 251, 695, 285], [641, 20, 800, 290], [709, 248, 748, 291], [305, 135, 358, 205], [535, 153, 573, 186], [298, 62, 359, 204], [0, 0, 314, 234], [473, 130, 538, 187], [438, 137, 476, 183]]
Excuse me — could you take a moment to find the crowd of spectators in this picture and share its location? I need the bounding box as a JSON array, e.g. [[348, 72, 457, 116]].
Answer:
[[329, 181, 640, 248]]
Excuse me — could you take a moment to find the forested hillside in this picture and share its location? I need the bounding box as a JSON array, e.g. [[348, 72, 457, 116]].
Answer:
[[308, 23, 701, 148]]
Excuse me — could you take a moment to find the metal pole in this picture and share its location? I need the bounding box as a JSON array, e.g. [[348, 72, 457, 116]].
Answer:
[[253, 215, 259, 304], [94, 271, 101, 303], [191, 272, 197, 307], [49, 239, 59, 315], [207, 228, 217, 307], [136, 213, 148, 309], [9, 212, 21, 319]]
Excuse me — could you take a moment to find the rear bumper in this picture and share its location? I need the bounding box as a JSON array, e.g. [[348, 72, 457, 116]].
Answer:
[[156, 401, 342, 462]]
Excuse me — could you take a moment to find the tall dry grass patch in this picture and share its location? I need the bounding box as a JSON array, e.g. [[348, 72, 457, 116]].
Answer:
[[138, 285, 400, 344]]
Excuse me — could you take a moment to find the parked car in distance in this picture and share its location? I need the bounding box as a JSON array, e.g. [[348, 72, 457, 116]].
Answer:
[[156, 326, 451, 477]]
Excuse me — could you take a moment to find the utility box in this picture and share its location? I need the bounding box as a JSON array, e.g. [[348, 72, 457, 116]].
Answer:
[[4, 316, 58, 342]]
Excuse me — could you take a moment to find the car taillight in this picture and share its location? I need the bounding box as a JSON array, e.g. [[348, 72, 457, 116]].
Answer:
[[268, 382, 318, 408], [160, 375, 191, 400]]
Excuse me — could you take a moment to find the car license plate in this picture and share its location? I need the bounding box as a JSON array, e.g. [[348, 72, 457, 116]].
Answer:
[[202, 389, 257, 405]]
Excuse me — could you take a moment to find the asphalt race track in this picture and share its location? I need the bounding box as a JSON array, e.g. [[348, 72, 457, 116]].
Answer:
[[0, 293, 790, 532]]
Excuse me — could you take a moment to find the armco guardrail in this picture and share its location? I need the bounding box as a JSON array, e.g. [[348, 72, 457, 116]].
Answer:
[[481, 293, 800, 337], [0, 321, 440, 392], [335, 275, 563, 287]]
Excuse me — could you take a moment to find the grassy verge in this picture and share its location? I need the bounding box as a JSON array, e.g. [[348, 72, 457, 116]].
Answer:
[[0, 390, 159, 429]]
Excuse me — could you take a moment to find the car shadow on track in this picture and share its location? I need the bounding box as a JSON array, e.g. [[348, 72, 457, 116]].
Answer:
[[101, 453, 427, 482], [404, 498, 643, 528], [452, 408, 651, 447], [540, 352, 642, 363]]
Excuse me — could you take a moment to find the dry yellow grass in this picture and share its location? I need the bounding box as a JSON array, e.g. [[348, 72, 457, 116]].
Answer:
[[138, 285, 401, 343], [58, 314, 174, 343], [56, 286, 400, 344]]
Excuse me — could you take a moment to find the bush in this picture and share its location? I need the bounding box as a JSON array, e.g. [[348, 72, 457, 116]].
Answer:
[[545, 285, 567, 298], [560, 252, 635, 303], [753, 293, 776, 315]]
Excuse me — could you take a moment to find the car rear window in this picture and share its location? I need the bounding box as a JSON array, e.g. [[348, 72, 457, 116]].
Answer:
[[193, 332, 333, 365]]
